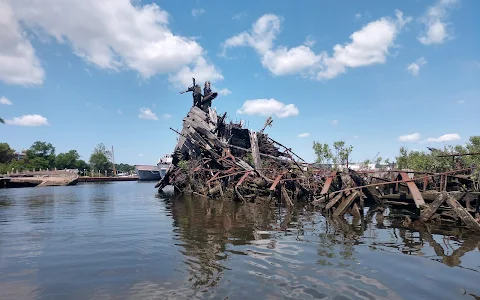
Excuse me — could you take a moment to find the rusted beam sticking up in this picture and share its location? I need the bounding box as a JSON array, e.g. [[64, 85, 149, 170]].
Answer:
[[321, 171, 337, 195], [399, 172, 425, 208]]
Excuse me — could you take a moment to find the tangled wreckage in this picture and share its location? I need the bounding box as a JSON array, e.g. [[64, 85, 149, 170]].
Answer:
[[155, 79, 480, 232]]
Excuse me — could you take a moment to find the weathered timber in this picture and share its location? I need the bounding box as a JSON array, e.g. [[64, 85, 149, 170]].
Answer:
[[333, 191, 360, 217], [249, 131, 262, 171], [446, 196, 480, 232], [325, 192, 345, 210], [420, 192, 447, 222], [348, 169, 381, 205]]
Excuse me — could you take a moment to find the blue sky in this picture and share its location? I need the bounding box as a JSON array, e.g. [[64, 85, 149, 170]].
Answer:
[[1, 0, 479, 165]]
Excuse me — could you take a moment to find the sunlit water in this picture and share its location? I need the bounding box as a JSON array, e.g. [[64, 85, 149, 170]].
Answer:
[[0, 182, 479, 300]]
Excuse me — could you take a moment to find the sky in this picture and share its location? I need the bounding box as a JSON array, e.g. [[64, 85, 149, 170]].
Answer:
[[1, 0, 479, 165]]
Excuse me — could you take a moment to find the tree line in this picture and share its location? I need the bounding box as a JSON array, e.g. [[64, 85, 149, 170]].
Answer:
[[0, 141, 135, 175], [313, 136, 480, 172]]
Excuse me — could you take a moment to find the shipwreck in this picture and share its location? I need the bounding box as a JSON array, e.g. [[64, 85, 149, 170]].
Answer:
[[155, 78, 480, 233]]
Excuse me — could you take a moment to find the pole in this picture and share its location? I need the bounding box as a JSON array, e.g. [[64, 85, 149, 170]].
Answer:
[[112, 145, 116, 176]]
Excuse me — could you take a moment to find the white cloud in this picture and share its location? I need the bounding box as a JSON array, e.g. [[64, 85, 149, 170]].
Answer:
[[418, 0, 459, 45], [84, 68, 92, 77], [0, 1, 44, 85], [398, 133, 421, 142], [117, 109, 122, 114], [4, 0, 219, 82], [237, 98, 299, 118], [232, 12, 248, 21], [192, 9, 205, 17], [457, 99, 465, 104], [139, 108, 158, 120], [423, 133, 461, 143], [317, 10, 412, 80], [330, 120, 339, 125], [162, 113, 171, 119], [138, 153, 144, 157], [168, 57, 223, 88], [222, 11, 411, 80], [0, 96, 13, 105], [355, 13, 362, 20], [407, 57, 427, 76], [354, 135, 360, 139], [218, 88, 232, 96], [5, 114, 49, 126], [298, 133, 310, 138]]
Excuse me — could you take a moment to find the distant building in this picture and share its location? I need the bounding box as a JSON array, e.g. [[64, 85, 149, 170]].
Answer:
[[15, 150, 27, 161]]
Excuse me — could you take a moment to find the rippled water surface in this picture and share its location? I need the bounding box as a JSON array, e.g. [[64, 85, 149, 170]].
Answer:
[[1, 182, 479, 300]]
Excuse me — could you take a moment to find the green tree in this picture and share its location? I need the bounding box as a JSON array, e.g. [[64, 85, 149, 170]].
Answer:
[[0, 117, 4, 124], [313, 142, 332, 165], [0, 143, 15, 164], [26, 141, 56, 169], [55, 150, 80, 169], [89, 143, 112, 172], [332, 141, 353, 167]]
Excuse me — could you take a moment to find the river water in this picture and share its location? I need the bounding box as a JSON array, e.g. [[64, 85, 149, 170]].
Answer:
[[0, 182, 479, 300]]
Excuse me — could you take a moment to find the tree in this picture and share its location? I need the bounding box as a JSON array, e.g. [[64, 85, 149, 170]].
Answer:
[[332, 141, 353, 167], [313, 142, 332, 166], [89, 143, 112, 172], [0, 117, 4, 124], [26, 141, 56, 169], [375, 156, 383, 167], [55, 150, 80, 169], [0, 143, 15, 164]]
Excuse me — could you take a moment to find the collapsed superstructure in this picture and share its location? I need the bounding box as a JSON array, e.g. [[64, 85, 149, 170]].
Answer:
[[155, 78, 480, 232]]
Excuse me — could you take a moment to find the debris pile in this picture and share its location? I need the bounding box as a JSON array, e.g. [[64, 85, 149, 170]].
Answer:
[[155, 105, 314, 204], [155, 79, 480, 232]]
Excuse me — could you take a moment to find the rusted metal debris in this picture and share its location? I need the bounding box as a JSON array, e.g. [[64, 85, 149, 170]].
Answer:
[[155, 92, 480, 232]]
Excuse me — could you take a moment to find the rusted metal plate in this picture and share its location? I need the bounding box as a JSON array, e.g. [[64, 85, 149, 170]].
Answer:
[[399, 172, 425, 208], [320, 171, 337, 195], [236, 171, 252, 187], [269, 171, 288, 191]]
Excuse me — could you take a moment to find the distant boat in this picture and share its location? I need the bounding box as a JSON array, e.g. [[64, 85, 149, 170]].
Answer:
[[134, 165, 161, 181], [157, 154, 173, 178]]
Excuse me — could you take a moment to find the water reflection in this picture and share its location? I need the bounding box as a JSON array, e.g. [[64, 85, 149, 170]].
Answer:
[[0, 184, 479, 300]]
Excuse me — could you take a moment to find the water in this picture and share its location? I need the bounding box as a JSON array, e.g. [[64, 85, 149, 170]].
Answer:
[[0, 182, 479, 300]]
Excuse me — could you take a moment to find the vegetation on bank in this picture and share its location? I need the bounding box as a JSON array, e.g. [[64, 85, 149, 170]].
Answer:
[[313, 136, 480, 172], [0, 141, 135, 175]]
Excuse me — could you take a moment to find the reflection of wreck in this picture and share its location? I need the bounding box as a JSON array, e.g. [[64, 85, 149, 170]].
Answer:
[[155, 80, 480, 233]]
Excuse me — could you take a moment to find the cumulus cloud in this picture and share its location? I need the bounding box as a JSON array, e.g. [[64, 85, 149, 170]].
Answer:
[[418, 0, 458, 45], [1, 0, 222, 85], [139, 108, 158, 120], [0, 1, 44, 85], [222, 10, 411, 80], [407, 57, 427, 76], [5, 114, 49, 126], [218, 88, 232, 96], [422, 133, 461, 143], [398, 133, 421, 142], [298, 133, 310, 138], [192, 9, 205, 17], [237, 98, 299, 118], [168, 57, 223, 88], [0, 96, 13, 105]]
